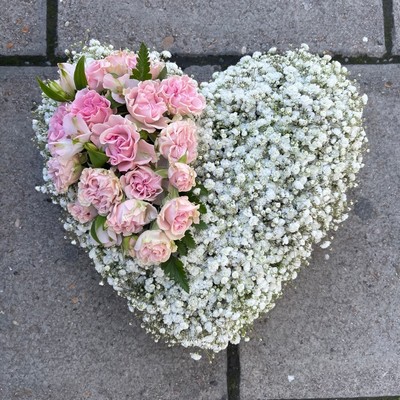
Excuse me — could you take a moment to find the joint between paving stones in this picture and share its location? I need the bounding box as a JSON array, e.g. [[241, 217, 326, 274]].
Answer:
[[46, 0, 59, 63], [227, 343, 241, 400], [382, 0, 395, 56], [3, 54, 400, 68]]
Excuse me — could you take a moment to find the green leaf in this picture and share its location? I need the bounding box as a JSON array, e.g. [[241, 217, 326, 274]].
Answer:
[[161, 256, 189, 293], [150, 220, 159, 230], [84, 142, 109, 168], [157, 65, 168, 80], [196, 183, 209, 197], [122, 236, 131, 253], [182, 231, 196, 249], [168, 185, 179, 199], [198, 203, 207, 214], [193, 220, 207, 230], [130, 43, 152, 81], [147, 131, 158, 143], [74, 56, 88, 90], [139, 130, 148, 140], [36, 77, 71, 102], [175, 240, 188, 256], [186, 191, 199, 204], [90, 215, 107, 244], [177, 153, 187, 163], [154, 168, 168, 178]]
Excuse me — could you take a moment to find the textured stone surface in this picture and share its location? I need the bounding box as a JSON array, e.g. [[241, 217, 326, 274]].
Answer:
[[0, 67, 227, 400], [0, 0, 46, 56], [392, 0, 400, 54], [240, 65, 400, 398], [57, 0, 385, 57]]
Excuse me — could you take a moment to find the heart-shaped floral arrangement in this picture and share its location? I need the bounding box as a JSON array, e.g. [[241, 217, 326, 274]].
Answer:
[[33, 40, 367, 359]]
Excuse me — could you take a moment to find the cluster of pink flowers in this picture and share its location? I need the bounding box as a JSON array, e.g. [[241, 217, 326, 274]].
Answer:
[[45, 48, 206, 266]]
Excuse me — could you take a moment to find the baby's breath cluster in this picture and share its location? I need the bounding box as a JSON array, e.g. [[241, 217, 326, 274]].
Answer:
[[33, 41, 367, 358]]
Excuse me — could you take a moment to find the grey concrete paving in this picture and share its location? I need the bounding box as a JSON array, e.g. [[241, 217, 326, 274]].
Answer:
[[240, 64, 400, 398], [392, 0, 400, 54], [57, 0, 385, 57], [0, 0, 47, 56], [0, 67, 227, 400]]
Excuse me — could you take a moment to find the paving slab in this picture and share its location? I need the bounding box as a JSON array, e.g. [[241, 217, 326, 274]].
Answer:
[[57, 0, 385, 57], [0, 67, 227, 400], [391, 0, 400, 54], [0, 0, 47, 56], [240, 64, 400, 398]]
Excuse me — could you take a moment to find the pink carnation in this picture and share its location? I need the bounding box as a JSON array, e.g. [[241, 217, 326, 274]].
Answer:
[[120, 165, 163, 201], [125, 80, 169, 133], [158, 120, 198, 163], [92, 115, 157, 171], [70, 88, 113, 128], [157, 196, 200, 240], [168, 163, 196, 192], [67, 201, 97, 224], [47, 104, 70, 153], [134, 230, 177, 265], [77, 168, 123, 215], [106, 199, 157, 236], [47, 155, 83, 194], [159, 75, 206, 116]]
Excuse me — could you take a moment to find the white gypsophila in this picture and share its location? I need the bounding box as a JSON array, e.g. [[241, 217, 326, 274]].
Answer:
[[33, 42, 367, 357]]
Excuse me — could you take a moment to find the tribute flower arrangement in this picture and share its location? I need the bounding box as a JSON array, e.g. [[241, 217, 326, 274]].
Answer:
[[33, 40, 368, 359]]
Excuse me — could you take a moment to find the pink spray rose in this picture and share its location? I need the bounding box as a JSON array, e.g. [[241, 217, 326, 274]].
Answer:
[[104, 50, 137, 76], [168, 162, 196, 192], [120, 165, 163, 201], [92, 115, 157, 171], [134, 230, 177, 265], [159, 75, 206, 116], [158, 120, 198, 163], [67, 201, 98, 224], [86, 59, 108, 91], [157, 196, 200, 240], [150, 61, 165, 79], [70, 89, 113, 128], [77, 168, 123, 215], [106, 199, 157, 236], [125, 80, 169, 133], [49, 113, 91, 159], [47, 154, 83, 194]]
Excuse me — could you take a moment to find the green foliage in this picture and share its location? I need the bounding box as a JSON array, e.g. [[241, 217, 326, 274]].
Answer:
[[84, 142, 109, 168], [130, 43, 152, 81], [36, 77, 72, 102], [74, 56, 88, 90], [175, 240, 188, 257], [157, 65, 168, 80], [161, 256, 189, 293], [182, 231, 196, 249], [90, 215, 107, 244]]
